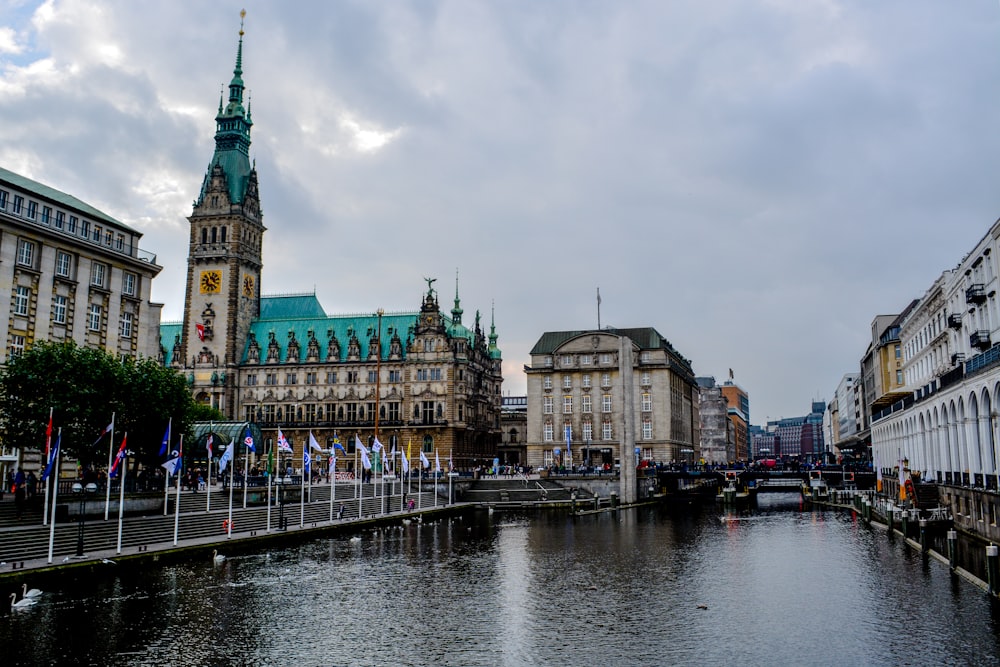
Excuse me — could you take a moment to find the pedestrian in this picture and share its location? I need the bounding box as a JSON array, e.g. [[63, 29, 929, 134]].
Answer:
[[26, 470, 37, 498], [338, 503, 345, 520], [13, 468, 26, 519]]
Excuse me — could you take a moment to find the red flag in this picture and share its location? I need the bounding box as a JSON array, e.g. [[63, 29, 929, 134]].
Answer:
[[196, 323, 205, 341], [44, 409, 53, 458]]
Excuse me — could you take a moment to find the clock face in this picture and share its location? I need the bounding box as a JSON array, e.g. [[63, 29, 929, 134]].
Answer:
[[199, 270, 222, 294], [424, 315, 433, 325], [243, 274, 255, 297]]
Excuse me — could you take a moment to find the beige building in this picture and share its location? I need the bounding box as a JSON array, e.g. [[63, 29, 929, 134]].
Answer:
[[525, 328, 700, 473], [0, 166, 164, 478]]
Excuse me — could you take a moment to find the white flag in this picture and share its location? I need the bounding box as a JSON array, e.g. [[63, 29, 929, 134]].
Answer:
[[419, 451, 430, 469], [218, 440, 235, 472], [356, 435, 369, 456], [435, 451, 441, 472], [400, 449, 410, 474], [308, 431, 324, 452]]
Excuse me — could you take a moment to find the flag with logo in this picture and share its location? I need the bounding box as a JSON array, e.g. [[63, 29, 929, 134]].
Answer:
[[329, 454, 337, 474], [206, 434, 214, 459], [163, 449, 182, 476], [108, 435, 128, 478], [303, 449, 311, 476], [331, 435, 346, 454], [565, 425, 572, 455], [277, 429, 293, 453], [244, 425, 256, 452], [218, 440, 235, 473]]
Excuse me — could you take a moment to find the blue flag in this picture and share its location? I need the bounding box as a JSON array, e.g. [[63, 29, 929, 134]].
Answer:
[[303, 449, 311, 475], [159, 418, 171, 457], [243, 426, 256, 452], [41, 433, 61, 481], [219, 440, 235, 473]]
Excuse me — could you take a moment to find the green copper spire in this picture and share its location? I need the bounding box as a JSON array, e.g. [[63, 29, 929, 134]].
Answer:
[[488, 300, 499, 356], [198, 10, 254, 207], [451, 268, 464, 325]]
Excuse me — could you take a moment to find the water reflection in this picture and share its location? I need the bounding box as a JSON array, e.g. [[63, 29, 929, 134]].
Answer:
[[3, 503, 1000, 666]]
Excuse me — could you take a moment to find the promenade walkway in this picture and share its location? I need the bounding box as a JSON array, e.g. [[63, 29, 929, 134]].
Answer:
[[0, 481, 449, 582]]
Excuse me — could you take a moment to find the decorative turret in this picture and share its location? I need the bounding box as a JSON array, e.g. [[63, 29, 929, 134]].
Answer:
[[488, 301, 500, 359], [451, 269, 464, 325]]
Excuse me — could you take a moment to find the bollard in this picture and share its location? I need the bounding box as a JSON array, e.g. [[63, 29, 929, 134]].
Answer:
[[988, 544, 999, 596], [947, 530, 958, 569], [887, 508, 894, 536], [610, 493, 619, 508], [901, 509, 909, 537], [594, 494, 600, 510], [918, 519, 928, 552]]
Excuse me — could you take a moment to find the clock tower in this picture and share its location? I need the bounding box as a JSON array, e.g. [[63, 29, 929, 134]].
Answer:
[[180, 11, 264, 417]]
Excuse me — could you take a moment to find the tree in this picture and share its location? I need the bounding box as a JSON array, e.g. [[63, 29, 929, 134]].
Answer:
[[0, 342, 197, 471]]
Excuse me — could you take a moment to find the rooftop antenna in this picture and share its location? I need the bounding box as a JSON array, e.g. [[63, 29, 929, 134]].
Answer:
[[597, 287, 602, 330]]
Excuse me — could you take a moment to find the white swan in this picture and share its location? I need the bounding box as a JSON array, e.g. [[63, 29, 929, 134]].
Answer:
[[212, 549, 226, 563], [9, 593, 35, 609], [22, 584, 41, 598]]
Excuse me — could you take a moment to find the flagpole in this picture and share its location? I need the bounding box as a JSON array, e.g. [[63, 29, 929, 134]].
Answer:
[[300, 447, 306, 528], [173, 434, 183, 545], [227, 442, 235, 539], [418, 455, 423, 511], [161, 417, 171, 515], [449, 448, 453, 505], [327, 456, 337, 523], [206, 422, 212, 513], [46, 429, 61, 564], [43, 407, 53, 526], [242, 441, 250, 509], [117, 433, 128, 553], [434, 451, 439, 508], [104, 412, 115, 520], [266, 442, 273, 533], [356, 442, 363, 519]]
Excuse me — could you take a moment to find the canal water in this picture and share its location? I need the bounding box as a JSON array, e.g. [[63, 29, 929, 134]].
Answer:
[[3, 495, 999, 666]]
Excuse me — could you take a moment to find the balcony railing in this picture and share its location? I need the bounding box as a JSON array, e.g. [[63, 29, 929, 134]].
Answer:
[[948, 313, 963, 329], [951, 352, 966, 365], [966, 284, 987, 304]]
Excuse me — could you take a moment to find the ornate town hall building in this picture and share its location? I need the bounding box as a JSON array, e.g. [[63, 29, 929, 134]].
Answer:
[[160, 22, 503, 470]]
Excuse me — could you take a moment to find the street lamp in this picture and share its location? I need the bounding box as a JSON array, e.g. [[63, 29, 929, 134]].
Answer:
[[73, 481, 98, 557]]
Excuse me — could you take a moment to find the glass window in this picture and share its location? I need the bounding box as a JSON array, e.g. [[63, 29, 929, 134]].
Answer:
[[41, 206, 51, 224], [582, 374, 592, 388], [581, 395, 592, 413], [641, 371, 651, 386], [16, 240, 34, 267], [602, 419, 613, 440], [642, 418, 652, 440], [581, 355, 591, 365], [80, 220, 89, 237], [543, 376, 552, 389], [12, 195, 23, 214], [55, 211, 65, 229], [10, 334, 25, 357], [52, 295, 67, 324], [582, 421, 593, 441], [0, 190, 6, 209], [91, 262, 106, 287], [92, 225, 102, 242], [123, 272, 136, 296], [641, 393, 652, 412], [116, 234, 124, 251], [563, 396, 573, 414], [543, 422, 553, 442], [602, 394, 612, 412], [55, 251, 72, 277], [67, 216, 77, 234], [120, 312, 133, 338], [88, 304, 102, 331], [13, 286, 30, 316], [26, 201, 37, 219], [601, 373, 611, 388], [543, 396, 553, 414], [562, 375, 571, 389]]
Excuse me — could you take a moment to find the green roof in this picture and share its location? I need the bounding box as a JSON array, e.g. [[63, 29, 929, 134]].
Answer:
[[259, 293, 327, 320], [0, 166, 140, 235]]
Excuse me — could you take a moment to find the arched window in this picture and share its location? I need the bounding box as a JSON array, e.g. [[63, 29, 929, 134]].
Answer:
[[220, 226, 227, 243], [211, 227, 218, 244], [201, 228, 208, 244]]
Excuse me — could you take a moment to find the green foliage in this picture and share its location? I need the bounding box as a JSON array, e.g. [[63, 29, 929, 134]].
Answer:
[[190, 402, 226, 423], [0, 342, 197, 469]]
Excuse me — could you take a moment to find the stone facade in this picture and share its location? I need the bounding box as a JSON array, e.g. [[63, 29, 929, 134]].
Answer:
[[525, 328, 700, 471]]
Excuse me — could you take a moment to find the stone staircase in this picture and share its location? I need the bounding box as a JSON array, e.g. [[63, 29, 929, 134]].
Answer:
[[459, 478, 577, 504]]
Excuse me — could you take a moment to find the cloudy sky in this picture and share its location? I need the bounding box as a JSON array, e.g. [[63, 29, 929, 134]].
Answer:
[[3, 0, 1000, 424]]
